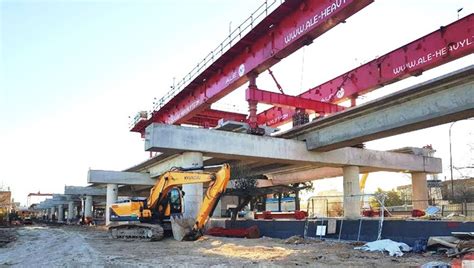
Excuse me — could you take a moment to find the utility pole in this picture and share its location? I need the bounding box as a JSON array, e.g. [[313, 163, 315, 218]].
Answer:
[[449, 122, 456, 201]]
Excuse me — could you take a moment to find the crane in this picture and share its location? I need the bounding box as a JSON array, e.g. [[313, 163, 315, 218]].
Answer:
[[130, 1, 473, 136]]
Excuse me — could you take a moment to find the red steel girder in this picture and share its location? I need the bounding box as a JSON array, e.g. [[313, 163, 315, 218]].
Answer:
[[258, 14, 474, 127], [184, 108, 247, 127], [133, 0, 373, 134], [130, 117, 149, 133], [246, 87, 344, 114]]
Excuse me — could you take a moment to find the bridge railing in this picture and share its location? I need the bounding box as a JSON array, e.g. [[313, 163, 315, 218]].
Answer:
[[152, 0, 282, 113], [130, 1, 283, 128]]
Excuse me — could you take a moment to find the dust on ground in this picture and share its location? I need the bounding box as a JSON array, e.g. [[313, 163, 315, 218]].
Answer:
[[0, 228, 16, 248], [0, 225, 450, 267]]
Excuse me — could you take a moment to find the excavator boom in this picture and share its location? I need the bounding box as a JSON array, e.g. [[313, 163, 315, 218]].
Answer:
[[108, 163, 231, 241]]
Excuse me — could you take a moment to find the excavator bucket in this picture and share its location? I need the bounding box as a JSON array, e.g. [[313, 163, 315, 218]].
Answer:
[[170, 215, 197, 241]]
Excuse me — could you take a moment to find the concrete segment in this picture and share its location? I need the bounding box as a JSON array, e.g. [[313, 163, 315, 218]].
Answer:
[[88, 170, 155, 185], [105, 184, 118, 226], [265, 167, 343, 185], [65, 186, 106, 196], [343, 166, 361, 219], [148, 154, 205, 178], [145, 123, 441, 173], [412, 172, 429, 210], [288, 66, 474, 151], [39, 198, 70, 208]]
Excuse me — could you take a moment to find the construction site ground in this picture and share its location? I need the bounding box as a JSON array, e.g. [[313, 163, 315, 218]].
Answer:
[[0, 225, 451, 267]]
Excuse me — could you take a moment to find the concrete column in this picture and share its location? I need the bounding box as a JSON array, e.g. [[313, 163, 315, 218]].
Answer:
[[50, 207, 56, 221], [343, 166, 361, 219], [411, 172, 429, 210], [106, 184, 118, 226], [84, 195, 93, 218], [182, 152, 203, 218], [57, 205, 64, 223], [67, 201, 74, 223]]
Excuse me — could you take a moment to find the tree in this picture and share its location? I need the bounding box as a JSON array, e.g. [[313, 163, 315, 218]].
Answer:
[[369, 188, 404, 208], [452, 178, 474, 203]]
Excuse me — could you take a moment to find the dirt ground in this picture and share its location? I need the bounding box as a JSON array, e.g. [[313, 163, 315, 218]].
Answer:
[[0, 225, 450, 267]]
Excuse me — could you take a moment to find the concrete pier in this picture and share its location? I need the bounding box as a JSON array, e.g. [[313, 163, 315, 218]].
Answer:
[[67, 201, 74, 223], [343, 166, 361, 219], [182, 152, 203, 218], [57, 205, 64, 223], [50, 206, 56, 221], [84, 196, 93, 219], [106, 184, 118, 226], [412, 172, 429, 210]]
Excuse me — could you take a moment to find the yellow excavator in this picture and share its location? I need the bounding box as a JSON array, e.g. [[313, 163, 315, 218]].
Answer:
[[108, 164, 230, 241]]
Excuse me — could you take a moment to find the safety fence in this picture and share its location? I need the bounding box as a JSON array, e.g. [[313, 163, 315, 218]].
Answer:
[[304, 195, 474, 218]]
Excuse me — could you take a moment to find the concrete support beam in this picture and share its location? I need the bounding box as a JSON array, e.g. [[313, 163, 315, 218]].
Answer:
[[57, 205, 64, 223], [65, 186, 106, 196], [105, 184, 118, 226], [84, 196, 93, 218], [88, 170, 155, 185], [343, 166, 361, 219], [298, 66, 474, 151], [181, 152, 203, 218], [148, 154, 206, 178], [412, 172, 429, 211], [145, 123, 441, 173], [265, 167, 344, 185]]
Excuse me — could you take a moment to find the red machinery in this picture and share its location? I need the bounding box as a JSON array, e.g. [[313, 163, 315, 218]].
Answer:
[[257, 14, 474, 127], [255, 210, 308, 220], [130, 0, 473, 135]]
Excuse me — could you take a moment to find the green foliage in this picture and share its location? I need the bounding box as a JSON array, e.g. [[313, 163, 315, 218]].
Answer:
[[230, 164, 257, 191], [369, 188, 404, 208]]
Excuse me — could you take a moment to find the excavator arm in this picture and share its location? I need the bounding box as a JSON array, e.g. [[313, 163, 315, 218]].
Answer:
[[192, 163, 231, 231], [146, 163, 231, 240], [147, 168, 218, 210]]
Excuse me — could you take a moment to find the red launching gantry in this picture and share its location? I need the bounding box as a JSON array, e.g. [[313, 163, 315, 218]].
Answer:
[[130, 0, 474, 137]]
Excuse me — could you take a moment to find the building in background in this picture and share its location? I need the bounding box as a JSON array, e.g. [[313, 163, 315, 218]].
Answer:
[[0, 190, 12, 223]]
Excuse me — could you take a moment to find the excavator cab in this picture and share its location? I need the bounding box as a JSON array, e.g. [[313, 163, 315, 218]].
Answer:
[[168, 188, 183, 214]]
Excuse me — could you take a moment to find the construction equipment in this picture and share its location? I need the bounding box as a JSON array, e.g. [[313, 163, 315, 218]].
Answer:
[[359, 173, 369, 193], [108, 164, 230, 241], [130, 0, 473, 135]]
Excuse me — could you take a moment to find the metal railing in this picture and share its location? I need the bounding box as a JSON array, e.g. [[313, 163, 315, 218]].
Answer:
[[130, 0, 283, 128]]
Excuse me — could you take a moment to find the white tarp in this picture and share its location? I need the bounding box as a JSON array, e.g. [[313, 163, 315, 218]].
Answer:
[[354, 239, 412, 257]]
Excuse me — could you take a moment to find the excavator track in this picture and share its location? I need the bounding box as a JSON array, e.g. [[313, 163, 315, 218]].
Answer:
[[109, 223, 164, 241]]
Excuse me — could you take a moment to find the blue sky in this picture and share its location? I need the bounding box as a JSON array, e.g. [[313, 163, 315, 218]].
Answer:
[[1, 1, 263, 129], [1, 0, 473, 205]]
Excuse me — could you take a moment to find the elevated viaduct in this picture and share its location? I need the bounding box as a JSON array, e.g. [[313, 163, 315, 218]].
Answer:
[[83, 2, 473, 225]]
